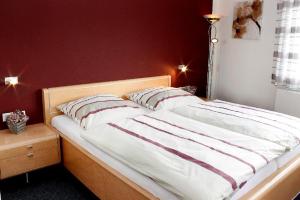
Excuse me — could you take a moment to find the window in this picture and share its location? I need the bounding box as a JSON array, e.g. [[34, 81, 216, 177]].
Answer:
[[273, 0, 300, 90]]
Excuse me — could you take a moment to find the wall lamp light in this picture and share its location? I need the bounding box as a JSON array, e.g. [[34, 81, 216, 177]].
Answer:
[[178, 65, 188, 72], [5, 77, 19, 86]]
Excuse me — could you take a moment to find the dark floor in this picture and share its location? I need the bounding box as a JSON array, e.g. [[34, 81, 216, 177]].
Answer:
[[295, 194, 300, 200], [0, 165, 99, 200], [1, 166, 300, 200]]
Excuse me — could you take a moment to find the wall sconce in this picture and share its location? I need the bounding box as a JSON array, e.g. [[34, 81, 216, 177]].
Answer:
[[5, 77, 19, 86], [204, 13, 221, 100], [178, 65, 188, 72]]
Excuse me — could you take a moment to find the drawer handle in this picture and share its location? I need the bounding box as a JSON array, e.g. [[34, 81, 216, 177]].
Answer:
[[26, 145, 33, 149], [27, 153, 34, 158]]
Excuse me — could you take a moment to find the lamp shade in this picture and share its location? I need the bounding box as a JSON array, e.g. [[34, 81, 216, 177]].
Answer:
[[204, 14, 221, 24]]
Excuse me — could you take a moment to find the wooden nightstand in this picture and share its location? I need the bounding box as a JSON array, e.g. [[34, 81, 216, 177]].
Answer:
[[0, 123, 61, 180]]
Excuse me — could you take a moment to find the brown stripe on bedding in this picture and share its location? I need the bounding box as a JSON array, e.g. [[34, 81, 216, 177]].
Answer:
[[213, 100, 300, 122], [80, 105, 139, 126], [132, 118, 256, 173], [239, 181, 247, 189], [67, 95, 117, 116], [145, 88, 179, 104], [189, 105, 298, 138], [74, 99, 124, 118], [144, 115, 269, 163], [197, 102, 300, 131], [153, 94, 193, 109], [136, 87, 163, 103], [108, 122, 238, 190]]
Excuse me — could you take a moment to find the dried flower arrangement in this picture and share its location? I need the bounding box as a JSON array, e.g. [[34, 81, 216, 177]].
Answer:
[[6, 110, 29, 134], [232, 0, 263, 40]]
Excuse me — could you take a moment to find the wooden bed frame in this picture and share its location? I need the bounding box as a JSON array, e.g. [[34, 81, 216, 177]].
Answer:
[[42, 75, 300, 200]]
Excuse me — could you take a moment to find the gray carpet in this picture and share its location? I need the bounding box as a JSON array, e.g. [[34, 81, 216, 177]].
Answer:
[[2, 166, 300, 200], [0, 165, 99, 200]]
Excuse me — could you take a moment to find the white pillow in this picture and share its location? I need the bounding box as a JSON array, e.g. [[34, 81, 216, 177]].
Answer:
[[127, 87, 203, 110], [58, 94, 146, 129]]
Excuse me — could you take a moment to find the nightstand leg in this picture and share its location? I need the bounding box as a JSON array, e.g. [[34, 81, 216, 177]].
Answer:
[[25, 173, 29, 184]]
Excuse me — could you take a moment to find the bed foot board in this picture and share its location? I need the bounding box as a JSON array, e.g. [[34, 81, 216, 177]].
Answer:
[[61, 138, 158, 200], [241, 155, 300, 200]]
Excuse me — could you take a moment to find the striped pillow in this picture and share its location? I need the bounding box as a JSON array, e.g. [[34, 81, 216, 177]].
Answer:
[[57, 94, 146, 129], [127, 87, 203, 110]]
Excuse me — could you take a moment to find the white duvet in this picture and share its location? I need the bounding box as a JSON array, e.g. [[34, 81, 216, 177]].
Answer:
[[81, 110, 286, 200], [171, 100, 300, 150]]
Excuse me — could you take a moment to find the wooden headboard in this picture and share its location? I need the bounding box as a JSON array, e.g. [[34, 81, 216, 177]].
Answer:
[[42, 75, 171, 125]]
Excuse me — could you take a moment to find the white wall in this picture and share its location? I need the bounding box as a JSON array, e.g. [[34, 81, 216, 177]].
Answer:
[[212, 0, 300, 117], [275, 89, 300, 118], [213, 0, 277, 110]]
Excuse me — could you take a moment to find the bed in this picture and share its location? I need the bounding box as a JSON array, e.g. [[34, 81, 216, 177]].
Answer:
[[42, 75, 300, 200]]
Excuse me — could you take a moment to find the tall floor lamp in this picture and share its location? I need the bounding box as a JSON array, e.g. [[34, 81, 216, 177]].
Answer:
[[204, 14, 221, 100]]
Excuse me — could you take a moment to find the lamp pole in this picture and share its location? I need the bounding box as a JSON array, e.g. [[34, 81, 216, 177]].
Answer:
[[204, 14, 220, 100]]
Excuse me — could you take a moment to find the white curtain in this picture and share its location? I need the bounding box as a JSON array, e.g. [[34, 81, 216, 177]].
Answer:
[[273, 0, 300, 90]]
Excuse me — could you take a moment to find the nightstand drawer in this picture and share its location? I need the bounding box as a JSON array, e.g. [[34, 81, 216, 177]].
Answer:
[[0, 147, 60, 179], [0, 137, 58, 160]]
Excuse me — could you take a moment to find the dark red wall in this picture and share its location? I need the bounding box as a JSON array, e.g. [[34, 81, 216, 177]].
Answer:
[[0, 0, 211, 129]]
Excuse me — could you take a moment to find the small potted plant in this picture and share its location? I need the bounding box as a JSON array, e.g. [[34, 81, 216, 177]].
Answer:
[[6, 110, 29, 134]]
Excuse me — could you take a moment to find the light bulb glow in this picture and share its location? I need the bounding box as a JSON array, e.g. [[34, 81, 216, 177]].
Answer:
[[4, 77, 18, 86], [178, 65, 188, 72], [211, 38, 219, 44], [181, 66, 188, 72]]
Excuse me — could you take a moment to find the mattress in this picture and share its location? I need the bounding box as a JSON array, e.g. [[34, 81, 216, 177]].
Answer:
[[276, 145, 300, 168], [52, 115, 283, 200]]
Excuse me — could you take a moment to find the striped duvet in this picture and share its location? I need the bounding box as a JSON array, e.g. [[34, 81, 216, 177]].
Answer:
[[171, 100, 300, 150], [81, 110, 286, 200]]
